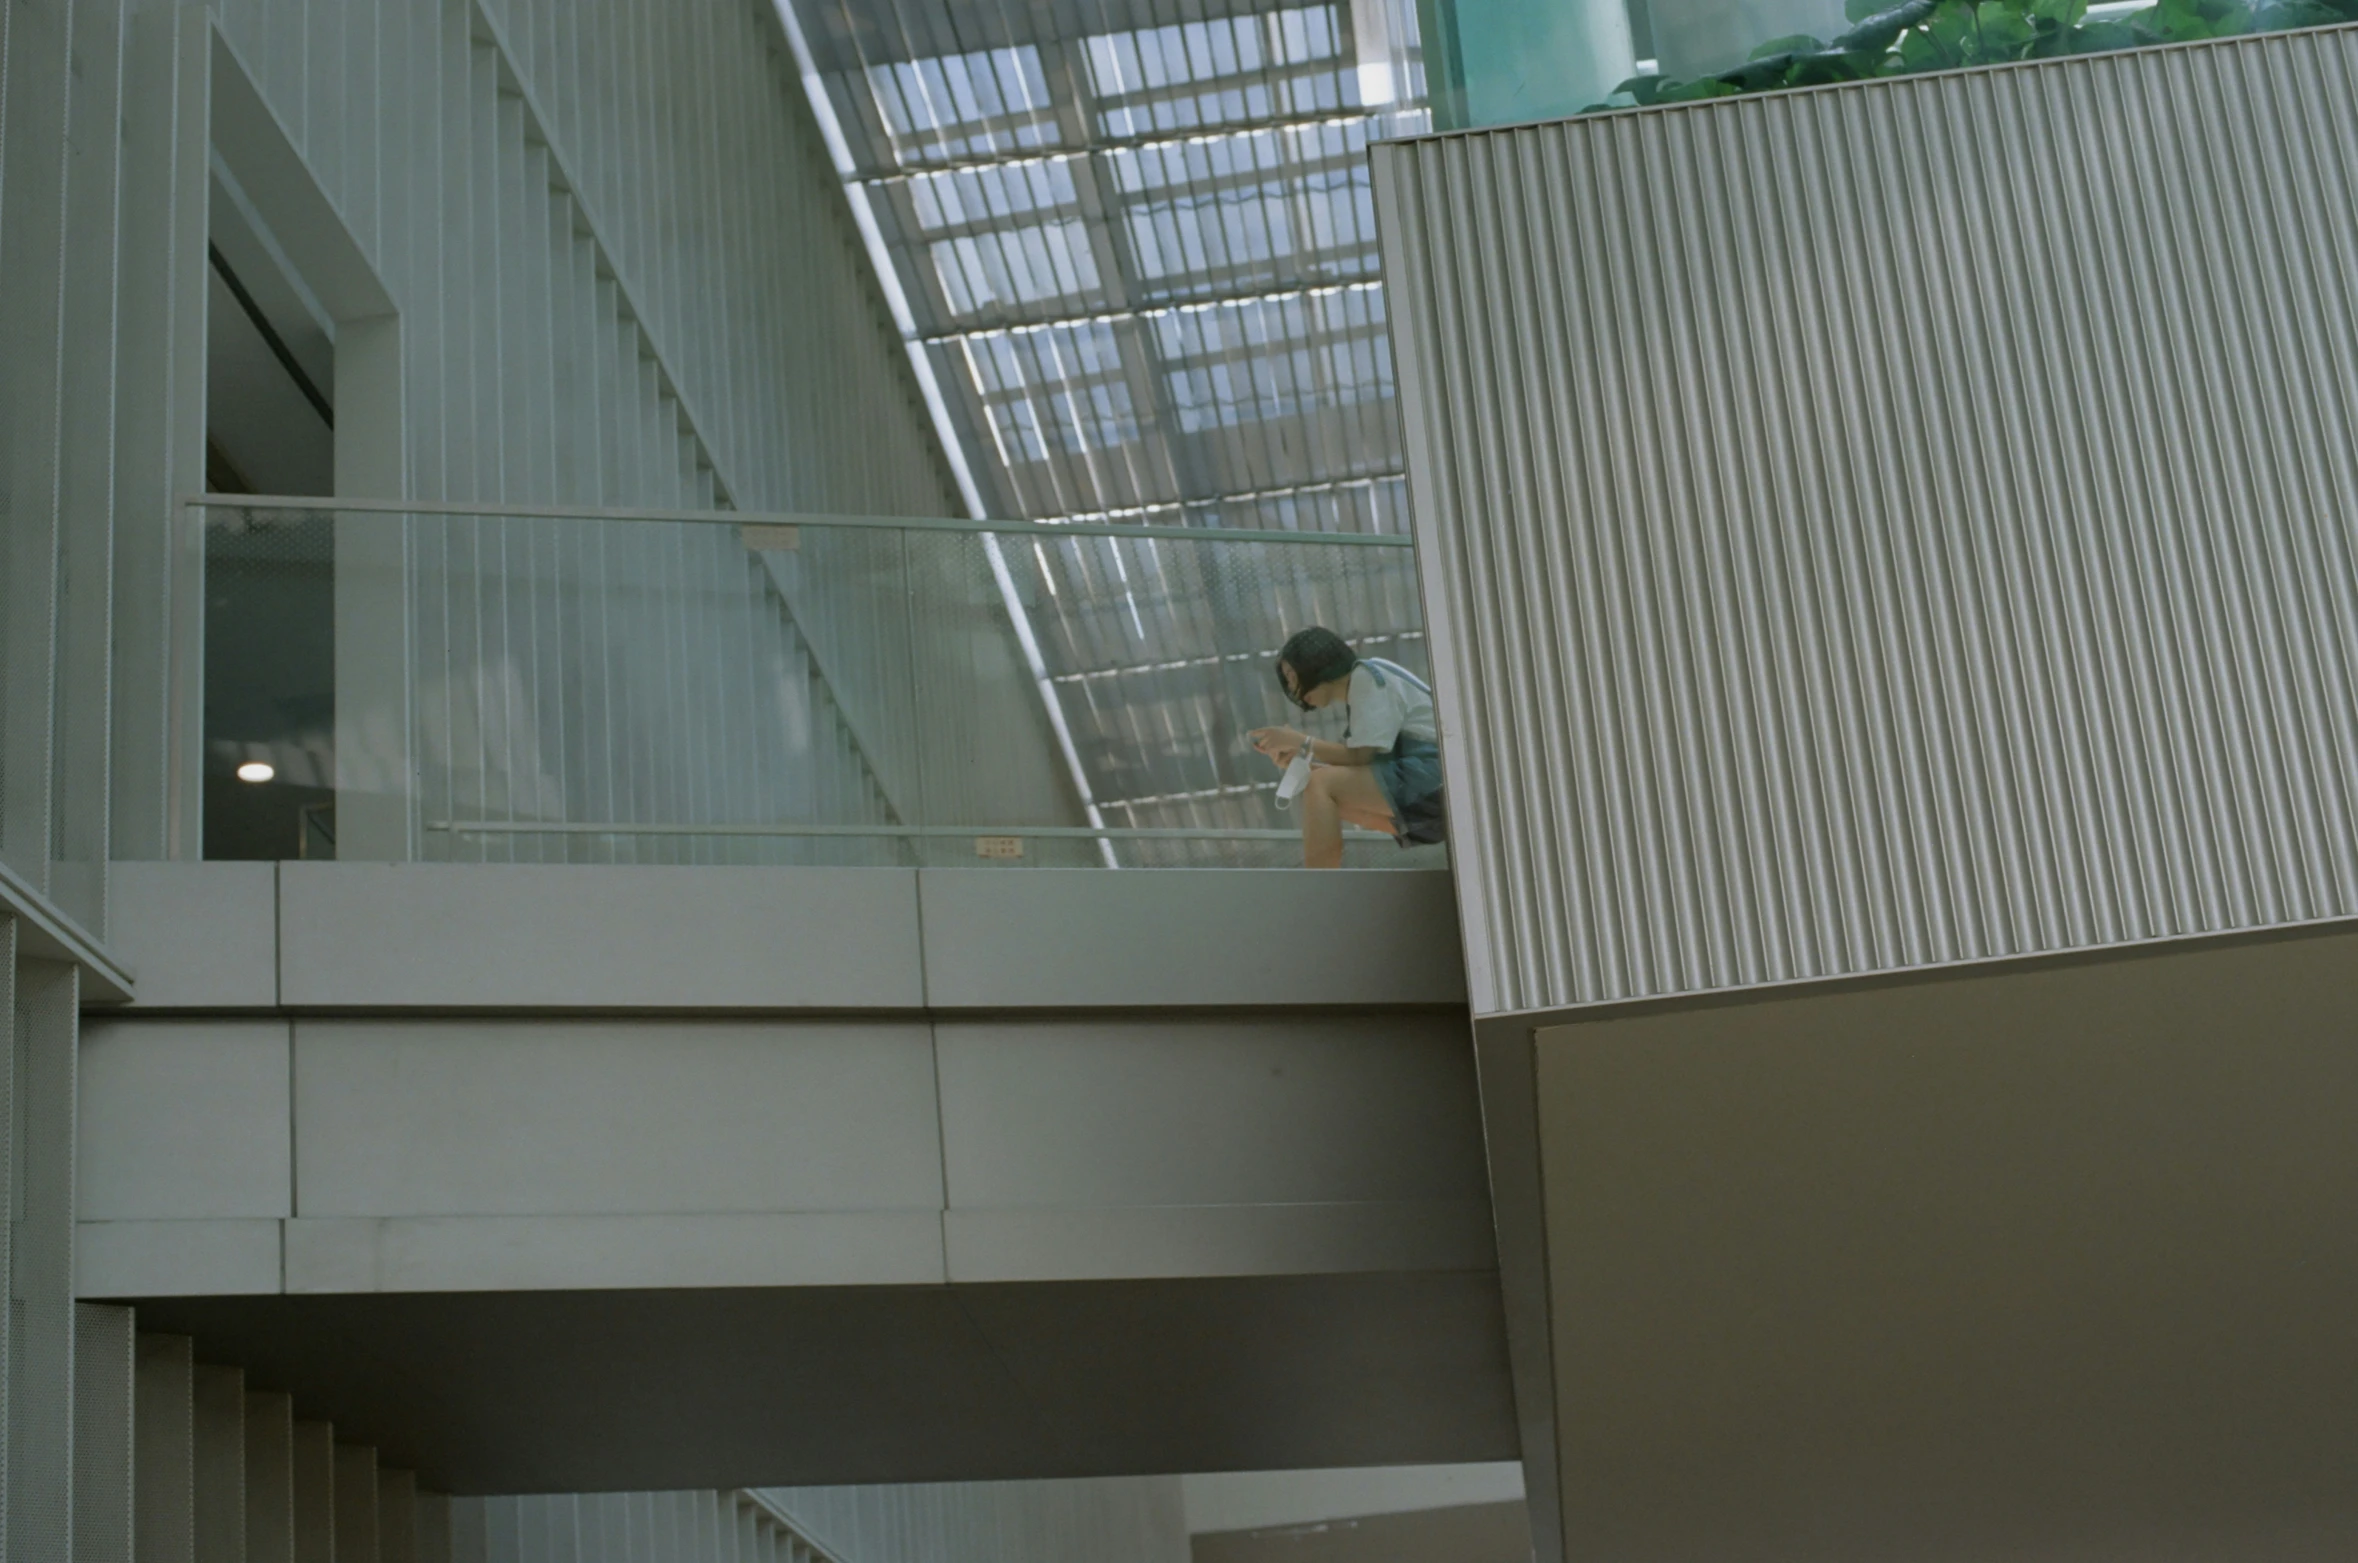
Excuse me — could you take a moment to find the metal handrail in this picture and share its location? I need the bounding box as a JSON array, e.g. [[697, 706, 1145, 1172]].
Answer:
[[182, 493, 1421, 548], [427, 820, 1391, 842]]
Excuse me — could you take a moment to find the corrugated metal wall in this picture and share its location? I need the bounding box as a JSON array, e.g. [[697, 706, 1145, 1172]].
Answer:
[[1374, 27, 2358, 1016], [764, 1477, 1191, 1563], [2, 0, 129, 931]]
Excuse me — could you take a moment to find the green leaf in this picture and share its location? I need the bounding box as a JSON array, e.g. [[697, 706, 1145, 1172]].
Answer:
[[2252, 0, 2347, 23], [2131, 0, 2201, 38], [2067, 16, 2143, 46], [1788, 51, 1878, 84], [1845, 0, 1888, 20], [1715, 53, 1800, 89], [1928, 0, 1978, 42], [1975, 1, 2040, 52], [1750, 31, 1826, 56], [1919, 0, 1979, 58], [1636, 77, 1741, 103], [1833, 0, 1943, 49], [2138, 0, 2253, 35], [1896, 26, 1950, 66], [2030, 0, 2090, 27]]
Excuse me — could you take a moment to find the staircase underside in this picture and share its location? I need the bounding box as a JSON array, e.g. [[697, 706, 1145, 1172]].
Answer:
[[133, 1271, 1517, 1491]]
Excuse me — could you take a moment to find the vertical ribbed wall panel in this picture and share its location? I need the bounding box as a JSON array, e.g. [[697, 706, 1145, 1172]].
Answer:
[[474, 0, 948, 517], [378, 1470, 419, 1563], [448, 1495, 491, 1563], [0, 930, 13, 1563], [1373, 28, 2358, 1015], [7, 0, 194, 888], [244, 1391, 297, 1563], [195, 0, 1064, 863], [75, 1306, 138, 1563], [464, 1491, 840, 1563], [49, 0, 128, 934], [417, 1492, 456, 1563], [8, 952, 80, 1562], [0, 0, 107, 919], [334, 1444, 381, 1563], [131, 1333, 195, 1563], [0, 0, 73, 901], [190, 1366, 247, 1563], [291, 1420, 336, 1563], [761, 1477, 1191, 1563]]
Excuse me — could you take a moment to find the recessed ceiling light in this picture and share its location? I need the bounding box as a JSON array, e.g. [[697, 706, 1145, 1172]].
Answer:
[[236, 761, 275, 783]]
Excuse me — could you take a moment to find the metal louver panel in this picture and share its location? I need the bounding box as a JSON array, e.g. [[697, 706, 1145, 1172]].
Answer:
[[1374, 28, 2358, 1016]]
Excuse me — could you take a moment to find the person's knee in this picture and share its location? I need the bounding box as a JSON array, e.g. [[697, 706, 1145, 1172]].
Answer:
[[1304, 767, 1343, 804]]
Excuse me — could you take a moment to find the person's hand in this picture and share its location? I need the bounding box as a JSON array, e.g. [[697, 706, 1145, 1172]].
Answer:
[[1248, 726, 1307, 765]]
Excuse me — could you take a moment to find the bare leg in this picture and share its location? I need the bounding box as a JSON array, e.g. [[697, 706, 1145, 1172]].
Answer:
[[1299, 765, 1398, 868]]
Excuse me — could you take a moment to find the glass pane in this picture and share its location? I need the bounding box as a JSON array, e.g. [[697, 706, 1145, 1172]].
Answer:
[[194, 503, 1438, 870]]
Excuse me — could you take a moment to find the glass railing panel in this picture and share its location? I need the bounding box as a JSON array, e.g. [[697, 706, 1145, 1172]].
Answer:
[[202, 504, 337, 862], [190, 500, 1436, 869], [990, 525, 1437, 868], [409, 509, 911, 868]]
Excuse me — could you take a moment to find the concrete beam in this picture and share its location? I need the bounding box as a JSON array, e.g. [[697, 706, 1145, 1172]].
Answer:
[[99, 864, 1467, 1013], [79, 1010, 1488, 1296]]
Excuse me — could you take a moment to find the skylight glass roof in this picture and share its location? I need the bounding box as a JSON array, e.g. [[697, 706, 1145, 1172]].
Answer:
[[777, 0, 1433, 850]]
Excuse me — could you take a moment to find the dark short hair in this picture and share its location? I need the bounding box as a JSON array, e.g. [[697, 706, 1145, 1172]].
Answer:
[[1276, 627, 1356, 706]]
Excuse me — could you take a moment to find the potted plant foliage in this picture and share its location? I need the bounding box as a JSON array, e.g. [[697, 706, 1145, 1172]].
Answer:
[[1594, 0, 2358, 108]]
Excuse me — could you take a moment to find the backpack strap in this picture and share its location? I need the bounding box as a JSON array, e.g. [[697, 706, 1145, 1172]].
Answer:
[[1361, 657, 1432, 696]]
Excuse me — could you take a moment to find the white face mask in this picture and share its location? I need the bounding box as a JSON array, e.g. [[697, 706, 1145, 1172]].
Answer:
[[1275, 748, 1314, 807]]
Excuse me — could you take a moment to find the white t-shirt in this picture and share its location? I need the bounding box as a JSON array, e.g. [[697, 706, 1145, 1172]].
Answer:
[[1344, 659, 1437, 753]]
